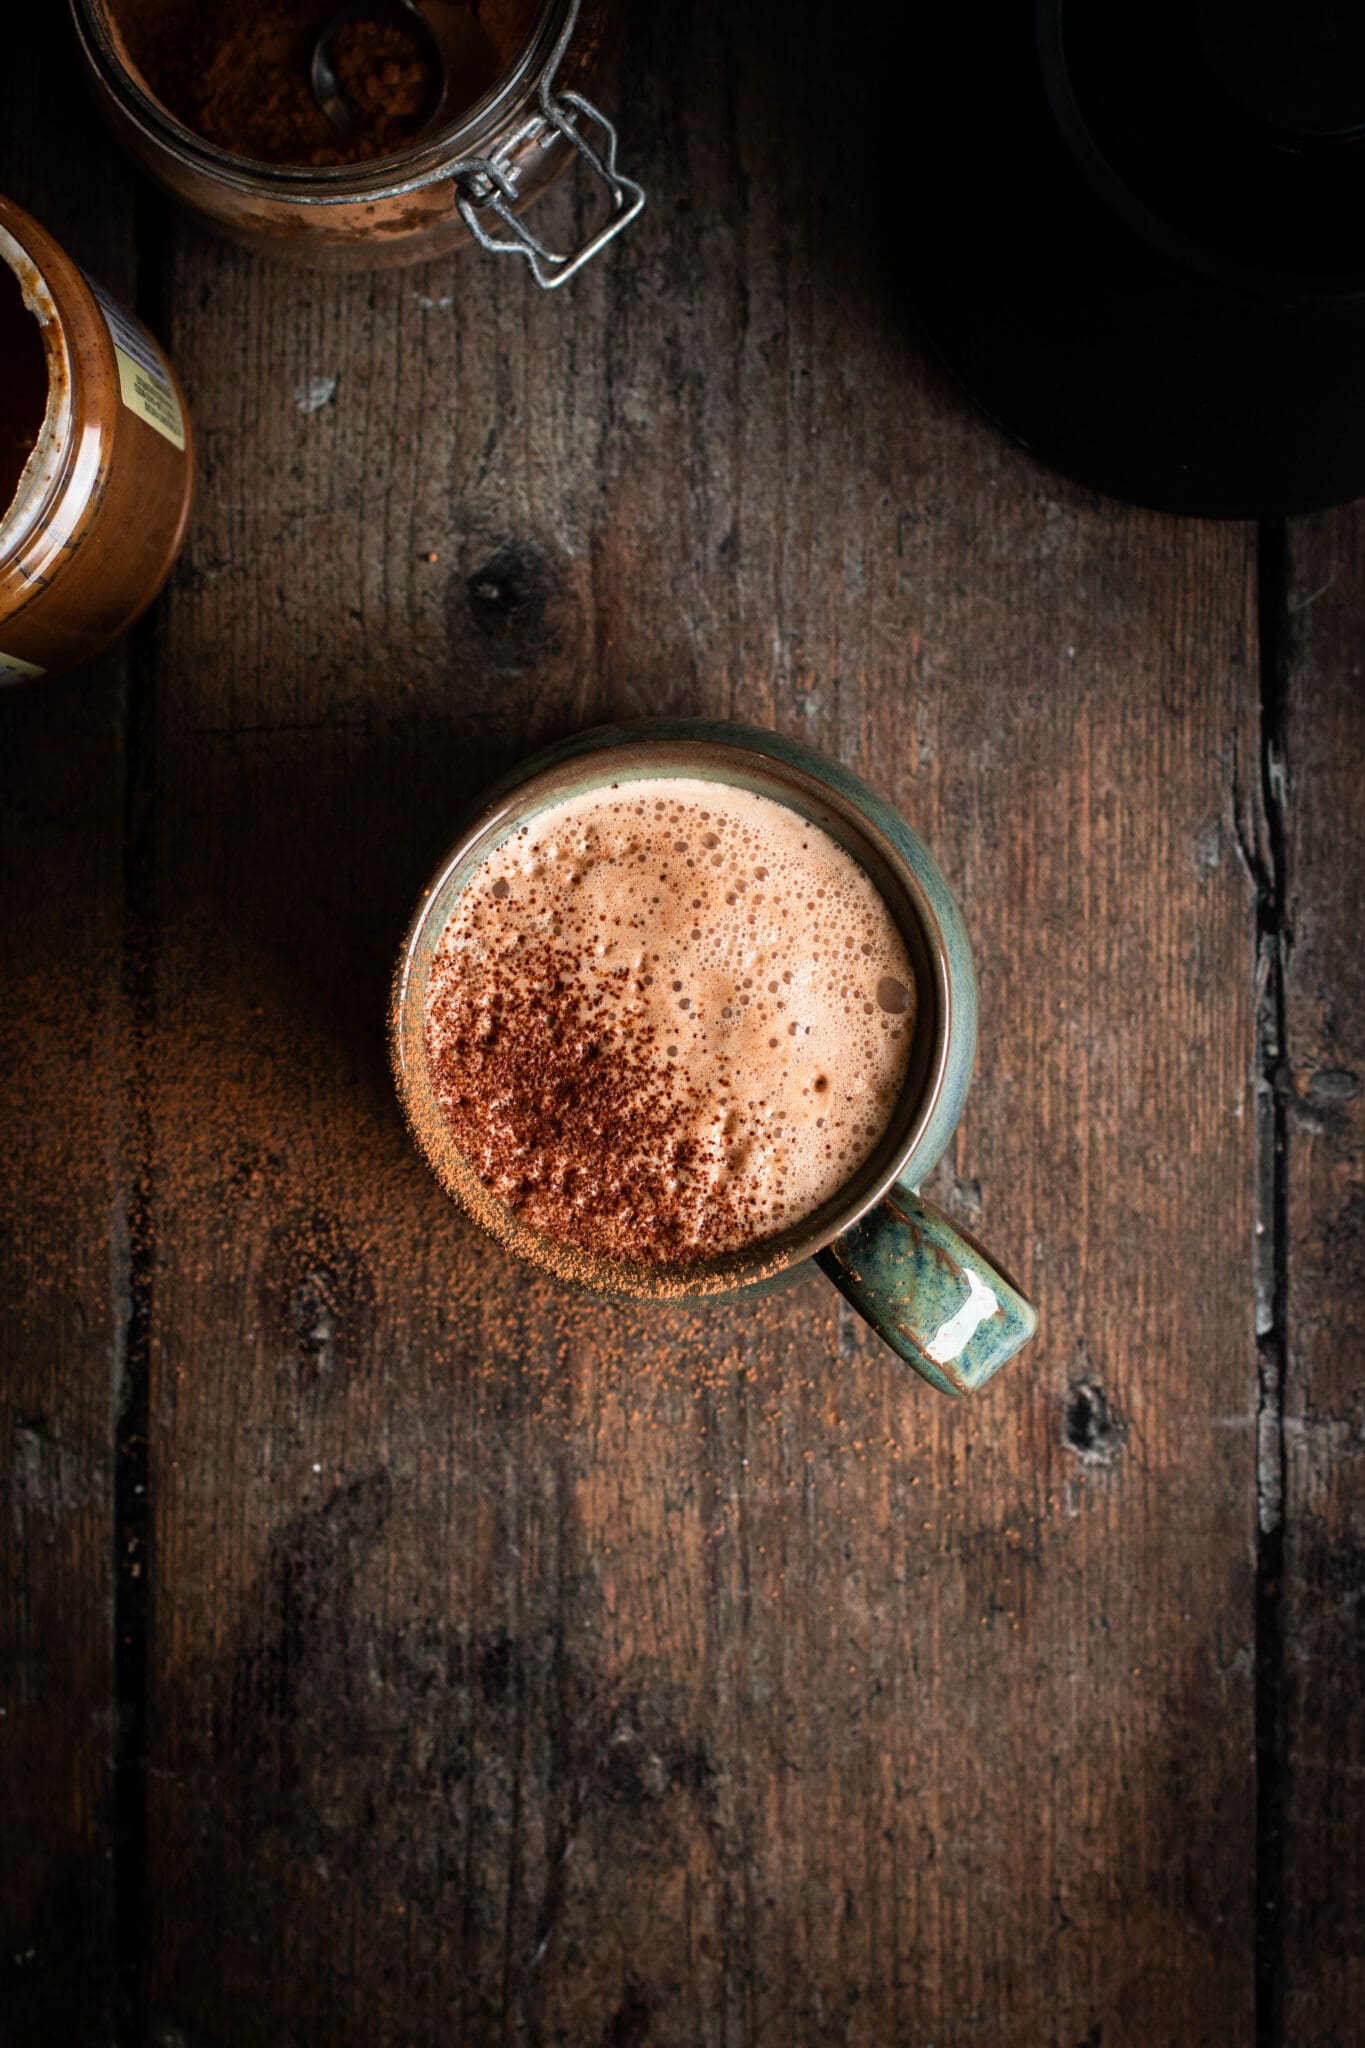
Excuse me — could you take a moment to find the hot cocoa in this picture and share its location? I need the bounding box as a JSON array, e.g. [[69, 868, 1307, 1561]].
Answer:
[[423, 778, 917, 1265]]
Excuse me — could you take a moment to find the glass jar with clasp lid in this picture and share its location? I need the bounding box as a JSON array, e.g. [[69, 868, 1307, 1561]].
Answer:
[[69, 0, 644, 280]]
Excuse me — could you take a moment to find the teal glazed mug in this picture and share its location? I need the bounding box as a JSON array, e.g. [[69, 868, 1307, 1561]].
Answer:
[[390, 720, 1036, 1397]]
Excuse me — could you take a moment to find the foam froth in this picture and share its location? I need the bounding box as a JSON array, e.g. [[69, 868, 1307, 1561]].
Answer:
[[424, 777, 916, 1263]]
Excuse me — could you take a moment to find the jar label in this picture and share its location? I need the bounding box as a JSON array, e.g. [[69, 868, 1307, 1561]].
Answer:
[[0, 651, 45, 681], [86, 277, 187, 453]]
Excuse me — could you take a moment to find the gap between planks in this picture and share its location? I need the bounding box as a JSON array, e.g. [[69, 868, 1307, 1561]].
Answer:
[[111, 184, 174, 2048], [1253, 521, 1291, 2048]]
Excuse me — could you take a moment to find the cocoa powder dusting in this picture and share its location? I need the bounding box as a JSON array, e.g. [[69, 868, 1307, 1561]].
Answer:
[[110, 0, 536, 168], [426, 934, 767, 1265], [418, 781, 917, 1272]]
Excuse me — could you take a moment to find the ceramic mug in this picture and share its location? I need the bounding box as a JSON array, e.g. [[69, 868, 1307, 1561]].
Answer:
[[390, 719, 1036, 1396]]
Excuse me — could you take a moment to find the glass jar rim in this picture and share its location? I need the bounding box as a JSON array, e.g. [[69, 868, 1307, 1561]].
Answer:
[[70, 0, 571, 202]]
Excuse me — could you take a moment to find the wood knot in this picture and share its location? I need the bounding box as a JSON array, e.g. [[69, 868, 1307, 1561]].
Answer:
[[466, 539, 556, 642], [1063, 1379, 1126, 1465]]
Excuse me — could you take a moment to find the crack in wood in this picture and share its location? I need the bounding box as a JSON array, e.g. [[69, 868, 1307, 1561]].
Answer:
[[1253, 521, 1292, 2048], [113, 618, 155, 2048], [112, 182, 174, 2048]]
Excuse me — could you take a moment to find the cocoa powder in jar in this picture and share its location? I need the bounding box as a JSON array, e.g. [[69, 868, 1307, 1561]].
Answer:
[[109, 0, 539, 168]]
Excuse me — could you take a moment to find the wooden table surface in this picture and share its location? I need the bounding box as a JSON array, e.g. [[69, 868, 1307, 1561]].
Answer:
[[3, 8, 1363, 2046]]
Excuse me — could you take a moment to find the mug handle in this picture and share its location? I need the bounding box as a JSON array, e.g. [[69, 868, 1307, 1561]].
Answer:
[[815, 1188, 1037, 1398]]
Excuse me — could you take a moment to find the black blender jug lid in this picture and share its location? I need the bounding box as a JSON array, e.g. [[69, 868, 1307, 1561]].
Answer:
[[897, 0, 1365, 516]]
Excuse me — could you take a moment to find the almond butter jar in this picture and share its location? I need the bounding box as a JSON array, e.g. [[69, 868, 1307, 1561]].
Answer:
[[68, 0, 644, 279], [0, 195, 193, 684]]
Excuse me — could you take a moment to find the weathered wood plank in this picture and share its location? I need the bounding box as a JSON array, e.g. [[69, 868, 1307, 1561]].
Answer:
[[0, 677, 124, 2048], [1281, 506, 1365, 2047], [0, 16, 139, 2039], [117, 4, 1262, 2044]]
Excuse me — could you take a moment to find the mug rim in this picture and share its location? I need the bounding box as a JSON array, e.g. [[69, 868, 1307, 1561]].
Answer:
[[389, 721, 958, 1298]]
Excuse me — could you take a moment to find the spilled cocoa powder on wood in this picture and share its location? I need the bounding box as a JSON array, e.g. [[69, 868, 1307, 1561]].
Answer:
[[109, 0, 537, 167]]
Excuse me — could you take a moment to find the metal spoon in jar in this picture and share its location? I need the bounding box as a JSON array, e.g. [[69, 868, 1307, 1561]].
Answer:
[[310, 0, 448, 136]]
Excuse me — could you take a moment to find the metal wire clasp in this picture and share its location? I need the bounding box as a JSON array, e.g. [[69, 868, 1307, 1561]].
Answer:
[[450, 0, 645, 290]]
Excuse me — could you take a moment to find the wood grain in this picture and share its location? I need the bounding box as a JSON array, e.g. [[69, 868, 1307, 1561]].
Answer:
[[0, 16, 140, 2038], [1280, 507, 1365, 2046], [20, 2, 1365, 2044], [130, 4, 1263, 2044]]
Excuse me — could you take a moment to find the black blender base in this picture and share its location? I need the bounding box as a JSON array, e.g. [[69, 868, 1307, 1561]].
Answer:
[[895, 0, 1365, 519]]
